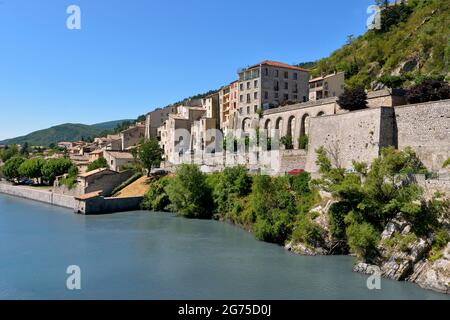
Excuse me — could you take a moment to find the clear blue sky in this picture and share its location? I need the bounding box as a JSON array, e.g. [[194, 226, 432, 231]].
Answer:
[[0, 0, 375, 140]]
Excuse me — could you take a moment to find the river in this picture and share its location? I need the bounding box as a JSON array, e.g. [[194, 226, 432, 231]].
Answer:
[[0, 194, 448, 300]]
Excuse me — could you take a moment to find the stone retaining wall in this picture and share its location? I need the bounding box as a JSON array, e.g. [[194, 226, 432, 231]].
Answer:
[[0, 183, 75, 209], [74, 196, 143, 215]]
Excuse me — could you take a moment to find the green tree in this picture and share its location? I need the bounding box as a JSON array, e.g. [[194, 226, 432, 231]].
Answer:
[[298, 135, 309, 150], [87, 157, 108, 172], [337, 87, 368, 111], [60, 165, 79, 189], [250, 175, 297, 244], [346, 221, 380, 260], [142, 177, 172, 211], [20, 142, 30, 157], [406, 80, 450, 104], [280, 136, 294, 150], [211, 166, 252, 216], [3, 156, 25, 181], [42, 158, 73, 185], [165, 164, 213, 219], [136, 138, 163, 176], [18, 158, 45, 183], [1, 145, 19, 162]]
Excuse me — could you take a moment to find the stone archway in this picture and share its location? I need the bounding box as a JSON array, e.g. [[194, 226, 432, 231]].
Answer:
[[264, 119, 272, 131], [300, 113, 310, 137], [242, 117, 252, 133], [287, 116, 296, 138]]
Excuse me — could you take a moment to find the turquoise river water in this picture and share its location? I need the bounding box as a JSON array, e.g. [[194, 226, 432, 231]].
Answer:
[[0, 194, 449, 300]]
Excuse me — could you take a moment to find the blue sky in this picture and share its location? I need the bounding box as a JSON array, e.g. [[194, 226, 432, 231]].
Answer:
[[0, 0, 375, 140]]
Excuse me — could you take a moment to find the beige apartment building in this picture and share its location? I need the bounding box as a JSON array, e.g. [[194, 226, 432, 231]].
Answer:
[[145, 105, 179, 139], [309, 72, 345, 101], [236, 60, 310, 132], [219, 81, 239, 133], [158, 105, 206, 163], [120, 123, 145, 150], [202, 92, 220, 129]]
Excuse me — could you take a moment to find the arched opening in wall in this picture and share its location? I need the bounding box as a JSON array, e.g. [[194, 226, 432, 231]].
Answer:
[[264, 119, 272, 131], [275, 117, 283, 131], [299, 113, 310, 150], [300, 114, 310, 137], [242, 118, 252, 133], [317, 111, 325, 117], [287, 116, 296, 137]]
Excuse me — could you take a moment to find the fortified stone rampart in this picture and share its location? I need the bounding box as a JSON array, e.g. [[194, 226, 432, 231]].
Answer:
[[394, 100, 450, 171], [305, 107, 395, 173]]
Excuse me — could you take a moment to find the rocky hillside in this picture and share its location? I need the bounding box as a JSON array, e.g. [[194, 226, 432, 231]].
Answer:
[[303, 0, 449, 89]]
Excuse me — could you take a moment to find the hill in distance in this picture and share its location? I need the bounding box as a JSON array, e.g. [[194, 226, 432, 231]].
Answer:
[[0, 120, 132, 147]]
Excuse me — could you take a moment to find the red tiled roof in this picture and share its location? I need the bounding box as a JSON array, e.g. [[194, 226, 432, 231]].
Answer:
[[254, 60, 309, 72]]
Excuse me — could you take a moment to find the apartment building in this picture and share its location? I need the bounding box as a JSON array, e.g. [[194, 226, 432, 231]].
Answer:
[[120, 123, 145, 150], [309, 72, 345, 101], [219, 81, 239, 134], [145, 105, 179, 139], [219, 85, 231, 131], [201, 92, 220, 129], [158, 105, 206, 163], [237, 61, 310, 127]]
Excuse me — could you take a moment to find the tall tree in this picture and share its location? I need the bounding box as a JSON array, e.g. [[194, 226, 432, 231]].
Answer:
[[137, 138, 163, 176]]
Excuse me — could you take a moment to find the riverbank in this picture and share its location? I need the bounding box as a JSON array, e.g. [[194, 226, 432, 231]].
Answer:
[[0, 182, 143, 215]]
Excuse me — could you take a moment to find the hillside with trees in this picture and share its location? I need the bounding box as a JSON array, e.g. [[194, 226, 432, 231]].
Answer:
[[0, 120, 132, 147], [299, 0, 449, 90]]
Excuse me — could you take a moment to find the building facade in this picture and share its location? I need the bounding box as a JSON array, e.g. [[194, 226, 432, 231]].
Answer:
[[309, 72, 345, 101], [236, 60, 310, 132]]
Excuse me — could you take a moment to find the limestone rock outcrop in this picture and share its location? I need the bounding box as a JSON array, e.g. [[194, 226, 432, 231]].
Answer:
[[407, 244, 450, 294]]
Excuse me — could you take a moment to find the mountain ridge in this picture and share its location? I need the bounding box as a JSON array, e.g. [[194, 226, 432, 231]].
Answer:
[[0, 120, 132, 146]]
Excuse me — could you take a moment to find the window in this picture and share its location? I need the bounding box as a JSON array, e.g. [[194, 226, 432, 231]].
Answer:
[[239, 108, 243, 115], [284, 82, 288, 90], [247, 82, 251, 90], [274, 92, 279, 98], [247, 94, 251, 103], [293, 83, 298, 93], [264, 68, 269, 76], [274, 70, 279, 77], [254, 105, 258, 113], [254, 92, 258, 99], [247, 106, 250, 114], [284, 71, 288, 79], [240, 83, 244, 91], [240, 95, 243, 102], [264, 91, 269, 99], [293, 73, 298, 80], [254, 80, 258, 88], [284, 94, 289, 100], [293, 95, 298, 100], [274, 81, 279, 91]]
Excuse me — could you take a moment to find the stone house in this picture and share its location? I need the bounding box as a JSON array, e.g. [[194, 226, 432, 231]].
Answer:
[[103, 151, 135, 172], [309, 72, 345, 101], [120, 123, 145, 150], [54, 168, 134, 197], [88, 149, 104, 163]]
